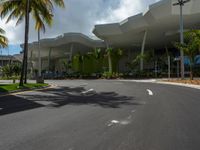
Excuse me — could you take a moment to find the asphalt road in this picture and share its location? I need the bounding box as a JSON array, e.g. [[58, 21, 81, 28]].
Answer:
[[0, 80, 200, 150]]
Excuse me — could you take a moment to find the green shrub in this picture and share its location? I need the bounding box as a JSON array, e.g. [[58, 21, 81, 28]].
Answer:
[[102, 72, 123, 79]]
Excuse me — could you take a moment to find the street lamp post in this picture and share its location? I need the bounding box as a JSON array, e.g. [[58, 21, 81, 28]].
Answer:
[[173, 0, 191, 79]]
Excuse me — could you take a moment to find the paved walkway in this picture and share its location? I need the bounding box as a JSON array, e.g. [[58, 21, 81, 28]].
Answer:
[[119, 78, 200, 90]]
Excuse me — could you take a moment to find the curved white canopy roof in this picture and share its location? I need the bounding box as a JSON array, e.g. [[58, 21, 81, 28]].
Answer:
[[93, 0, 200, 49], [29, 32, 105, 49], [27, 33, 105, 59]]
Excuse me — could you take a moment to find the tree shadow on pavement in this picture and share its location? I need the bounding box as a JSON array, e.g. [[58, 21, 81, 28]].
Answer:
[[0, 95, 43, 116], [0, 86, 142, 116], [23, 86, 141, 108]]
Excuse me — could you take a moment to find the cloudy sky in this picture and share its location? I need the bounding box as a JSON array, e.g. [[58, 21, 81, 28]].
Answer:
[[0, 0, 160, 54]]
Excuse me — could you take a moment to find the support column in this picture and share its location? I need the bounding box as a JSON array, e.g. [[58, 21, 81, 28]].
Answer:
[[70, 43, 74, 61], [48, 48, 52, 72], [165, 47, 171, 79], [140, 30, 147, 71], [106, 42, 112, 73], [168, 56, 171, 79], [180, 4, 185, 79], [177, 60, 180, 78]]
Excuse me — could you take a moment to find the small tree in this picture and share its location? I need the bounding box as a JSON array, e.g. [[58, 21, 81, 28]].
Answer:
[[174, 30, 200, 80], [131, 49, 155, 70], [113, 49, 123, 72]]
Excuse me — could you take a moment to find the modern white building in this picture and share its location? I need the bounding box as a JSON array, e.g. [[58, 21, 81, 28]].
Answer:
[[28, 0, 200, 76], [28, 33, 105, 74]]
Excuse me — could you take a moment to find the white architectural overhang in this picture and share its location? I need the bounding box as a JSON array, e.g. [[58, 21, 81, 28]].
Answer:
[[93, 0, 200, 49], [26, 33, 105, 59], [28, 33, 105, 49]]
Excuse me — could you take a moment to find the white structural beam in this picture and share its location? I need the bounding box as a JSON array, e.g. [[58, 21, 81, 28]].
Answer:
[[105, 41, 112, 73], [70, 43, 73, 61], [140, 30, 147, 71], [48, 48, 52, 72]]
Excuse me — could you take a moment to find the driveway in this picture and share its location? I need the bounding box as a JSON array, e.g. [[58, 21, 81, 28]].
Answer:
[[0, 80, 200, 150]]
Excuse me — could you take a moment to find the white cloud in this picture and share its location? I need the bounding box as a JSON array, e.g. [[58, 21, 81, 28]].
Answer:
[[96, 0, 160, 24], [96, 0, 143, 24], [0, 0, 159, 45]]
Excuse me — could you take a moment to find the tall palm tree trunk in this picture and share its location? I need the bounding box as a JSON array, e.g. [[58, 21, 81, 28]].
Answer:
[[20, 0, 30, 86], [38, 30, 41, 77]]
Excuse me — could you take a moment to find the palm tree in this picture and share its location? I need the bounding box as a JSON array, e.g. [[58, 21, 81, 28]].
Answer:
[[34, 0, 64, 79], [1, 0, 65, 86], [113, 49, 123, 72], [174, 30, 200, 80], [91, 48, 102, 72], [0, 27, 8, 48]]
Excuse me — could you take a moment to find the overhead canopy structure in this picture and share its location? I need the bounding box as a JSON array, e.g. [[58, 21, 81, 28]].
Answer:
[[93, 0, 200, 49], [28, 32, 105, 60], [25, 0, 200, 74]]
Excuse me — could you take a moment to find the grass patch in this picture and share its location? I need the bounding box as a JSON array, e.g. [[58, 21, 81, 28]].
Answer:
[[0, 83, 48, 93]]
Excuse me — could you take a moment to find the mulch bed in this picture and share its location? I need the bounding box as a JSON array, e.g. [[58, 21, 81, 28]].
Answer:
[[166, 79, 200, 85]]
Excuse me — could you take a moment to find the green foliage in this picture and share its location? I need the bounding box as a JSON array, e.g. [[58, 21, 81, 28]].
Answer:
[[105, 48, 124, 73], [0, 0, 65, 32], [1, 63, 22, 78], [129, 49, 155, 70], [0, 27, 8, 48], [71, 48, 125, 75], [174, 30, 200, 79], [62, 59, 72, 72], [102, 72, 123, 79]]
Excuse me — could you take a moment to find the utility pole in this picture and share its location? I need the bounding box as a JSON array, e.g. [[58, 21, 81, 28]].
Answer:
[[173, 0, 191, 79]]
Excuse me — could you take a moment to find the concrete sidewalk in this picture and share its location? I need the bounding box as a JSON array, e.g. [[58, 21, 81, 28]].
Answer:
[[119, 79, 200, 90]]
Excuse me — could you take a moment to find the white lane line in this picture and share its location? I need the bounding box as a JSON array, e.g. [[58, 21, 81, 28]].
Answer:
[[146, 89, 153, 96]]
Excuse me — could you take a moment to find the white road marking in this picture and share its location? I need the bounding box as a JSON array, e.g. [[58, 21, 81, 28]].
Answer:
[[131, 110, 136, 113], [108, 120, 120, 126], [127, 115, 132, 119], [147, 89, 153, 96], [0, 108, 3, 110], [108, 117, 132, 126], [111, 120, 120, 124], [81, 89, 95, 94], [120, 120, 131, 125], [80, 83, 88, 86]]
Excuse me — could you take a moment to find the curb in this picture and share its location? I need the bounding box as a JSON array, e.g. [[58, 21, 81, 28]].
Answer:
[[155, 81, 200, 90], [119, 79, 200, 90]]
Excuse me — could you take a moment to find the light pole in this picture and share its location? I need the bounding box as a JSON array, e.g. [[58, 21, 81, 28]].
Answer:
[[173, 0, 191, 79]]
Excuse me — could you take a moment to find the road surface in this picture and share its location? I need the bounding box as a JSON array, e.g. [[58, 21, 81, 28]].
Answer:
[[0, 80, 200, 150]]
